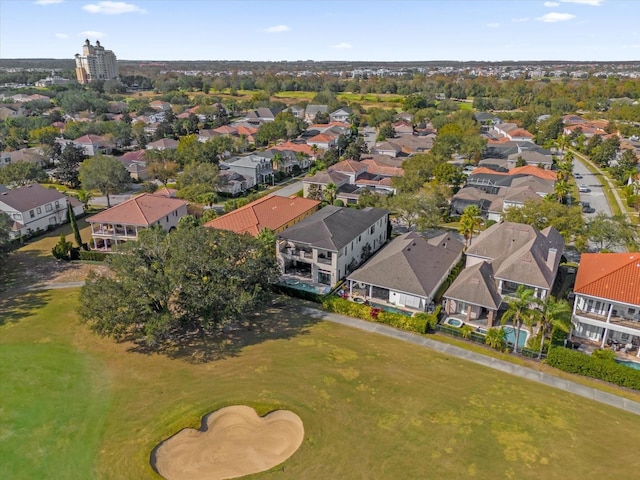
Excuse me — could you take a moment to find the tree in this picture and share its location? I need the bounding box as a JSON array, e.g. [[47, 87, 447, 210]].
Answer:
[[256, 228, 276, 258], [78, 226, 279, 347], [147, 156, 179, 186], [377, 122, 396, 141], [502, 198, 584, 243], [68, 202, 83, 249], [0, 161, 45, 186], [459, 205, 482, 248], [536, 296, 571, 359], [485, 328, 506, 351], [176, 162, 221, 203], [500, 285, 540, 353], [587, 213, 638, 251], [388, 193, 421, 230], [78, 154, 131, 207], [76, 189, 93, 209], [0, 212, 11, 259], [55, 144, 86, 187], [553, 179, 571, 203], [324, 183, 337, 204]]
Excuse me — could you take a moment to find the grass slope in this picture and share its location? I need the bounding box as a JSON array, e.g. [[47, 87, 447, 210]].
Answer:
[[1, 292, 640, 479]]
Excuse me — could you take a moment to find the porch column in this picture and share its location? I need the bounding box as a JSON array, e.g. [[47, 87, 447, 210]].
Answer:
[[348, 280, 352, 296], [466, 305, 471, 323], [497, 280, 503, 295], [487, 310, 494, 328], [606, 303, 613, 323], [601, 329, 609, 348], [93, 237, 97, 250], [368, 284, 373, 298]]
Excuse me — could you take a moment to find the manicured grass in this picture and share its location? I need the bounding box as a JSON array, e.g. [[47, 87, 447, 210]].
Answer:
[[2, 291, 640, 479], [273, 91, 316, 101]]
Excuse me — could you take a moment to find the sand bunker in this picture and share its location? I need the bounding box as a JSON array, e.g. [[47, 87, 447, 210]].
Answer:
[[152, 405, 304, 480]]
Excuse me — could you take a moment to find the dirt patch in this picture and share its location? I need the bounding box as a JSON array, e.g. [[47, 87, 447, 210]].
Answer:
[[152, 405, 304, 480]]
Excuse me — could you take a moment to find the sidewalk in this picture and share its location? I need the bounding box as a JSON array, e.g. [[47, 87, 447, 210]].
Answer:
[[296, 304, 640, 417]]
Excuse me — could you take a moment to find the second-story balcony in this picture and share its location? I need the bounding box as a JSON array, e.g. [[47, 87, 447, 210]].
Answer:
[[574, 307, 640, 331], [91, 223, 139, 239]]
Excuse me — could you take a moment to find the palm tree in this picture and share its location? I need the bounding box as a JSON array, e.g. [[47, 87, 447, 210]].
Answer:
[[553, 179, 570, 203], [485, 327, 506, 351], [272, 152, 284, 173], [536, 296, 572, 359], [500, 285, 540, 353], [324, 183, 337, 204], [459, 205, 482, 248]]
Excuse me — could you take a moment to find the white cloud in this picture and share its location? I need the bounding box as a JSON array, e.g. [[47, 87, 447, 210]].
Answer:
[[537, 12, 576, 22], [512, 17, 530, 22], [82, 2, 146, 15], [543, 2, 559, 6], [486, 22, 500, 28], [79, 31, 106, 39], [264, 25, 290, 33], [332, 42, 353, 50], [561, 0, 603, 5], [35, 0, 63, 4], [55, 33, 69, 39]]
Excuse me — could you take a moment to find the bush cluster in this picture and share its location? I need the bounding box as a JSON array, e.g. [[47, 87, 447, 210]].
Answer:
[[322, 296, 437, 334], [78, 250, 108, 262], [546, 347, 640, 390]]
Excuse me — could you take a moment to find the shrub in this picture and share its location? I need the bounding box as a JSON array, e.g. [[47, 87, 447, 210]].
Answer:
[[78, 250, 107, 262], [51, 235, 73, 260], [546, 347, 640, 390], [413, 307, 440, 333]]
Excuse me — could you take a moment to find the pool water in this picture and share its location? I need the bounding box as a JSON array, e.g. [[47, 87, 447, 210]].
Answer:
[[367, 301, 411, 316], [502, 326, 529, 349], [280, 279, 330, 295], [616, 359, 640, 370], [444, 317, 464, 328]]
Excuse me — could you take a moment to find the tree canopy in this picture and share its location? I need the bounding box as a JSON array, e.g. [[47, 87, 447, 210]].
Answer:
[[78, 226, 279, 347], [78, 154, 130, 207]]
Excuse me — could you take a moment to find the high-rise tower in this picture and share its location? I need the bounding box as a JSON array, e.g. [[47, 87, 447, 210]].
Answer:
[[74, 39, 118, 84]]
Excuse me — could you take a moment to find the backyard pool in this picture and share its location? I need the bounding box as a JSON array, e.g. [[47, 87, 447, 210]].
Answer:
[[616, 359, 640, 370], [368, 301, 411, 316], [444, 317, 464, 328], [280, 279, 330, 295], [502, 326, 529, 349]]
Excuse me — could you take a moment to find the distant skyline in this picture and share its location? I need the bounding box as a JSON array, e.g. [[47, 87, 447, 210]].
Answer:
[[1, 0, 639, 62]]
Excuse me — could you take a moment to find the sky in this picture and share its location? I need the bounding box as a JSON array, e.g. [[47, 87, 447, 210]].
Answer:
[[1, 0, 639, 62]]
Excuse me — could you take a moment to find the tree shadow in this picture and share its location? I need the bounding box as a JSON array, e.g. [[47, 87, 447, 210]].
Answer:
[[0, 288, 52, 326], [127, 297, 322, 364]]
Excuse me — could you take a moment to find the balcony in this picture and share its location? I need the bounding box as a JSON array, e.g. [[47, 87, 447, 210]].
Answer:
[[574, 308, 640, 331]]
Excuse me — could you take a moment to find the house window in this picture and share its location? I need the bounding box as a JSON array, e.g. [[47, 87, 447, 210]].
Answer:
[[358, 235, 361, 242], [30, 210, 35, 218], [165, 216, 169, 222], [12, 213, 21, 220], [37, 207, 42, 214], [45, 204, 53, 212], [370, 225, 375, 234], [55, 201, 60, 208]]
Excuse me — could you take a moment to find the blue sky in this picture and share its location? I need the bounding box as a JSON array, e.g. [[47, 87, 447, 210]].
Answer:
[[1, 0, 639, 61]]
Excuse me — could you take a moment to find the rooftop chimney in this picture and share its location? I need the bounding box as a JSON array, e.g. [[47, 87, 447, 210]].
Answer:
[[546, 247, 558, 271]]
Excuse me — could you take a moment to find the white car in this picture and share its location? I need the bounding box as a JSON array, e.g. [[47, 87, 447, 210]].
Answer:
[[578, 184, 590, 193]]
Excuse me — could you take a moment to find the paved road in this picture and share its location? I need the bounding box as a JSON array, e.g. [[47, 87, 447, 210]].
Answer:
[[272, 181, 304, 198], [295, 304, 640, 416], [572, 157, 612, 218]]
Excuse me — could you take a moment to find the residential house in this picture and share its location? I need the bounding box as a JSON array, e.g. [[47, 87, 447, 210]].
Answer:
[[86, 193, 188, 250], [0, 104, 25, 121], [204, 194, 321, 236], [329, 107, 353, 123], [245, 107, 279, 124], [506, 150, 553, 169], [285, 105, 305, 120], [118, 150, 149, 181], [146, 138, 179, 151], [222, 154, 274, 185], [0, 148, 48, 169], [216, 169, 255, 196], [392, 120, 414, 135], [329, 159, 367, 184], [149, 100, 172, 112], [277, 206, 389, 288], [0, 184, 80, 239], [304, 104, 329, 123], [73, 134, 113, 156], [569, 253, 640, 357], [346, 231, 464, 312], [306, 132, 338, 151], [302, 170, 349, 199], [443, 222, 564, 326]]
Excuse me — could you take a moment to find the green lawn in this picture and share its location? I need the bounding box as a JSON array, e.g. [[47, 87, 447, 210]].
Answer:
[[2, 291, 640, 479]]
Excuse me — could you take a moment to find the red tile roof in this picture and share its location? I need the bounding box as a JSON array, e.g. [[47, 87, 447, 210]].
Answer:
[[87, 193, 187, 227], [204, 194, 321, 236], [508, 165, 557, 181], [271, 142, 313, 156], [508, 128, 533, 138], [574, 253, 640, 306]]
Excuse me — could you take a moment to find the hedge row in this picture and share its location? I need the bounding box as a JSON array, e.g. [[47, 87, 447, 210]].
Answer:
[[546, 347, 640, 390], [78, 250, 108, 262], [271, 283, 325, 303], [322, 296, 439, 334]]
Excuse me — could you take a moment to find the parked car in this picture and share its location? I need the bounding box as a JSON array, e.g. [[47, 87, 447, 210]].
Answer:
[[574, 173, 583, 179], [578, 184, 590, 193], [581, 202, 595, 213]]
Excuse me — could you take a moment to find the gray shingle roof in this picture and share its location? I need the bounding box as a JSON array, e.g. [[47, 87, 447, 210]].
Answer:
[[277, 206, 388, 251], [0, 184, 65, 212], [347, 232, 463, 298], [444, 261, 503, 309]]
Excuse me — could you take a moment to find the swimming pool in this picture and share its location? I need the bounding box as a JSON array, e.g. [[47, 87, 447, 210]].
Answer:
[[280, 279, 330, 295], [616, 359, 640, 370], [502, 326, 529, 349], [367, 301, 411, 316], [444, 317, 464, 328]]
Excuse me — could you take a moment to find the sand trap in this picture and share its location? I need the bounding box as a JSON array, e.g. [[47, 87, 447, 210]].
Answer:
[[152, 405, 304, 480]]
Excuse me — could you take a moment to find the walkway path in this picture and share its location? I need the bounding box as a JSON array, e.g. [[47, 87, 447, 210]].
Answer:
[[296, 304, 640, 416]]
